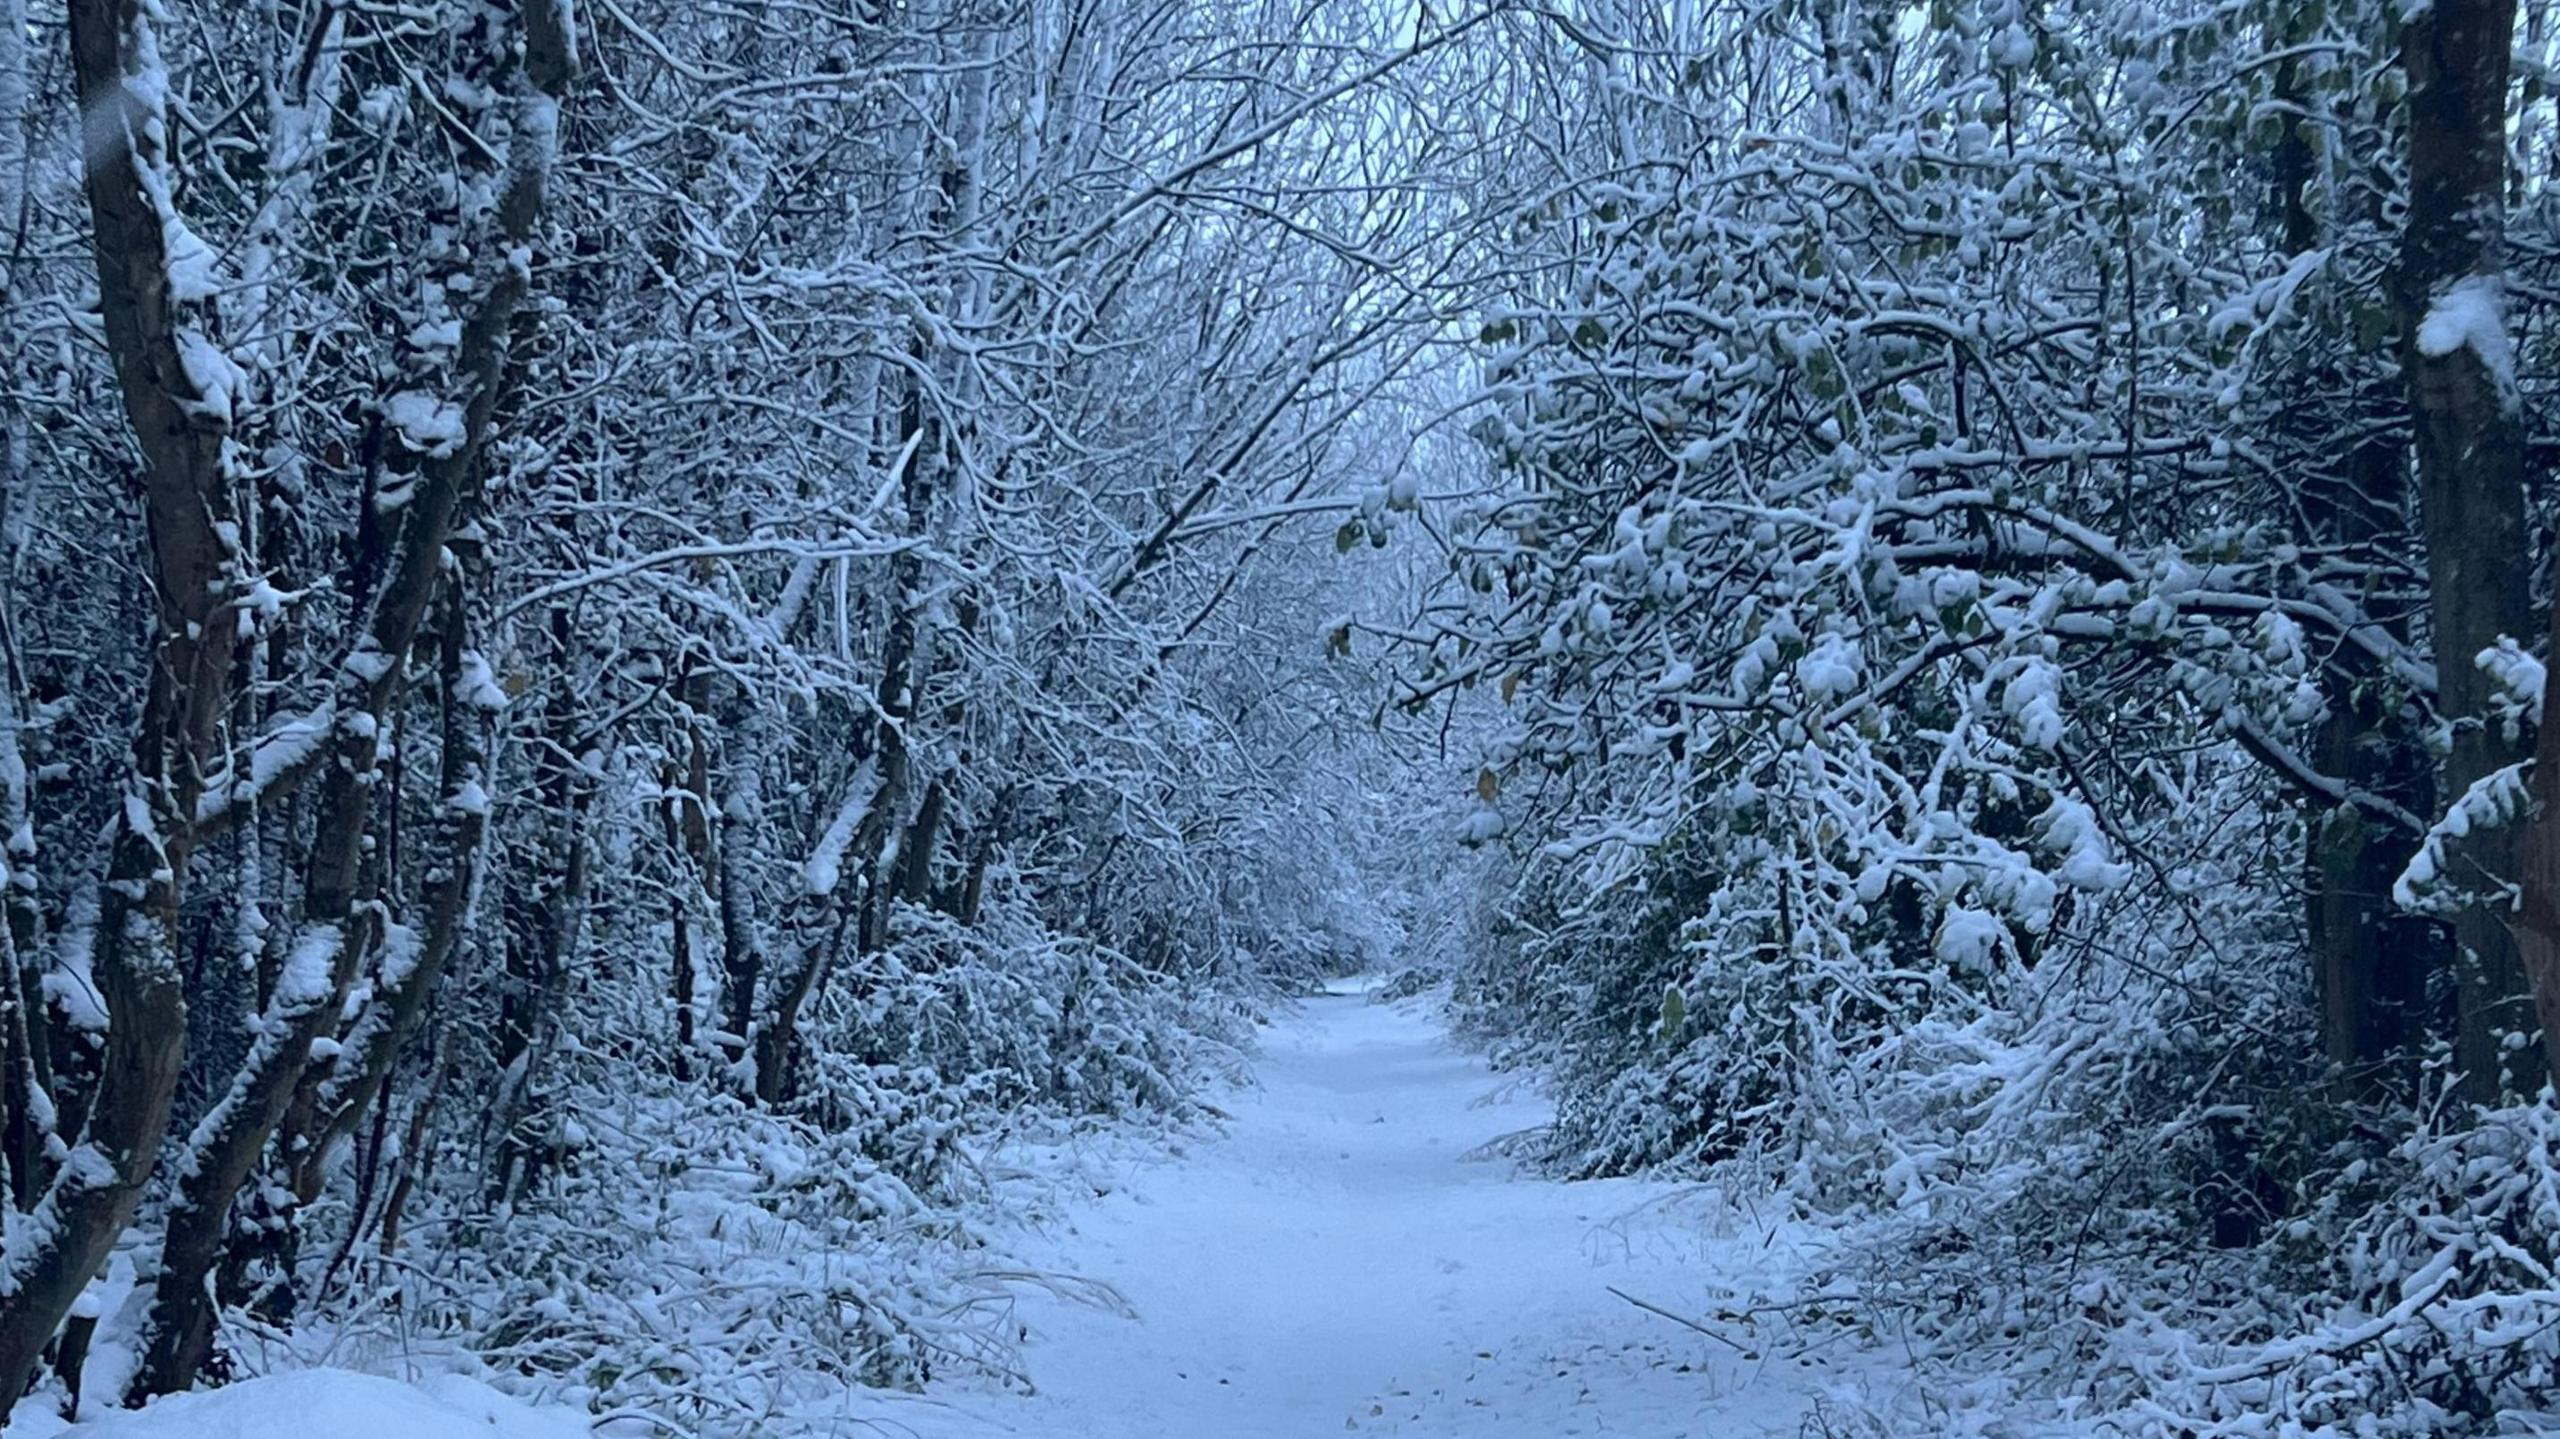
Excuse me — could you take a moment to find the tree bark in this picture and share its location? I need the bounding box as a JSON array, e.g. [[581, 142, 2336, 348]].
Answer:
[[489, 642, 593, 1205], [900, 780, 947, 904], [123, 0, 574, 1396], [2305, 440, 2441, 1093], [2269, 40, 2444, 1096], [2400, 0, 2542, 1100], [0, 1, 246, 1414], [664, 665, 714, 1078], [286, 574, 496, 1207]]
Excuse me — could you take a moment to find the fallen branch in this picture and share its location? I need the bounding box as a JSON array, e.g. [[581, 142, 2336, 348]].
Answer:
[[1606, 1286, 1749, 1353]]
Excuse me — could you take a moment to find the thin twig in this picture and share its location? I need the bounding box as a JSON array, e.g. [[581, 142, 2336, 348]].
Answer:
[[1606, 1286, 1749, 1353]]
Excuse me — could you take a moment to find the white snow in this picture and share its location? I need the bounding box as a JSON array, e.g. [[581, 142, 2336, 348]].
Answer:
[[19, 1370, 590, 1439], [880, 985, 1870, 1438], [275, 922, 344, 1008], [2415, 275, 2517, 399], [175, 330, 245, 424], [195, 705, 334, 825], [343, 648, 397, 685], [406, 318, 463, 351], [801, 759, 880, 896], [1793, 632, 1862, 698], [456, 651, 511, 712], [385, 391, 466, 458], [2003, 658, 2066, 750], [2395, 761, 2535, 910], [2479, 637, 2547, 729], [1935, 904, 2008, 974]]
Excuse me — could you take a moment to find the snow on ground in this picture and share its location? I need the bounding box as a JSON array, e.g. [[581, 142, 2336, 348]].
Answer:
[[871, 981, 1883, 1438], [21, 1370, 593, 1439], [24, 986, 1895, 1439]]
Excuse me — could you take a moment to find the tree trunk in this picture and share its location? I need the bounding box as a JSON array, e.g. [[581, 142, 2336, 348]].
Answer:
[[123, 1, 574, 1395], [490, 671, 592, 1205], [2400, 0, 2542, 1101], [2265, 39, 2444, 1100], [286, 575, 497, 1208], [900, 780, 947, 904], [2306, 437, 2441, 1096], [0, 0, 247, 1414], [664, 666, 714, 1078], [0, 0, 44, 1220]]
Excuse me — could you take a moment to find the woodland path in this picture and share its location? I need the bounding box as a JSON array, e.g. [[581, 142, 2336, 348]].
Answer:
[[866, 981, 1873, 1439]]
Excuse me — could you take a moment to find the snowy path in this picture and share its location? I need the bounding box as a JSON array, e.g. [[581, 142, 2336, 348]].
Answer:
[[869, 985, 1868, 1439]]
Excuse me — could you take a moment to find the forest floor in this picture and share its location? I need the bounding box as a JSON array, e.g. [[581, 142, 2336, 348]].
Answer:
[[41, 984, 1916, 1439], [866, 980, 1891, 1439]]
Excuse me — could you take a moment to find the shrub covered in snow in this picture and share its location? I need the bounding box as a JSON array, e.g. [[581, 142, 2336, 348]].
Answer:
[[1386, 0, 2560, 1431]]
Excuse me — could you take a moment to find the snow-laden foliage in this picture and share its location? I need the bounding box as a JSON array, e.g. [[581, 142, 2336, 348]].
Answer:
[[4, 0, 2559, 1431], [0, 0, 1446, 1427], [1376, 0, 2560, 1433]]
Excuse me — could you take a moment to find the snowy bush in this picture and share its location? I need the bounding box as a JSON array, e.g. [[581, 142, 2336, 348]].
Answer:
[[1385, 0, 2560, 1431]]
